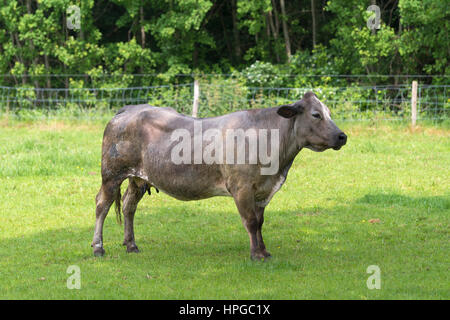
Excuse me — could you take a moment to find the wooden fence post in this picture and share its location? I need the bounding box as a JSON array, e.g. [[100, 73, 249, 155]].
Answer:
[[192, 79, 200, 118], [411, 80, 418, 126]]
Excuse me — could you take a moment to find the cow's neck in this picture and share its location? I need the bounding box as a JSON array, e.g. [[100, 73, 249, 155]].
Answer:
[[250, 107, 301, 176], [278, 117, 301, 172]]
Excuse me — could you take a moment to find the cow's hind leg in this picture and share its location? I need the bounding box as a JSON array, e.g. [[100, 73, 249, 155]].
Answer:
[[122, 178, 146, 253], [92, 179, 122, 256]]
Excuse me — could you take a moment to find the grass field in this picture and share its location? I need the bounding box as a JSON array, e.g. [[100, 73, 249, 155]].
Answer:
[[0, 119, 448, 299]]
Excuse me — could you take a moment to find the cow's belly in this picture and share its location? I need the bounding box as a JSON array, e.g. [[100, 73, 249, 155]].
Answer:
[[138, 159, 231, 201], [157, 183, 231, 201]]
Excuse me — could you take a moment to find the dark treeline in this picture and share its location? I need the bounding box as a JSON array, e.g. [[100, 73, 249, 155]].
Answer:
[[0, 0, 448, 88]]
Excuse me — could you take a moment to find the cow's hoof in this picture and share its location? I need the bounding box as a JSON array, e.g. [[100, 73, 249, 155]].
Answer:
[[93, 247, 105, 257], [126, 245, 140, 253], [251, 251, 272, 262]]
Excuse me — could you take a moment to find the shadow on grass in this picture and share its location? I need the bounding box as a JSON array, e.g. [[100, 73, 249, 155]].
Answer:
[[1, 195, 448, 299], [356, 193, 450, 210], [2, 192, 448, 265], [0, 204, 348, 271], [2, 192, 448, 268]]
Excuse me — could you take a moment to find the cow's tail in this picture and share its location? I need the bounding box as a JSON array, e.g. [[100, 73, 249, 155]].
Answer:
[[113, 181, 155, 225], [114, 187, 123, 225]]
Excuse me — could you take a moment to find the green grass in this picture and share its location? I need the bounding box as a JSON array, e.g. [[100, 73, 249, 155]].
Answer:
[[0, 120, 448, 299]]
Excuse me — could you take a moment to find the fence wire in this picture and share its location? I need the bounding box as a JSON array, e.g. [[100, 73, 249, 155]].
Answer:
[[0, 82, 448, 121]]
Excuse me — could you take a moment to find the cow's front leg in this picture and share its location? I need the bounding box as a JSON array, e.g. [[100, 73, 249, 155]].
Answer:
[[232, 187, 271, 260], [255, 206, 271, 258]]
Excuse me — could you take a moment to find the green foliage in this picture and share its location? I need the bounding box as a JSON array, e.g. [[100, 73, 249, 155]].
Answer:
[[0, 0, 447, 90], [289, 45, 344, 87], [398, 0, 449, 74], [239, 60, 284, 87]]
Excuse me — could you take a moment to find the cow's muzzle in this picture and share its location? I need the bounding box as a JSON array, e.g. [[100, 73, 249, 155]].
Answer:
[[333, 132, 347, 150]]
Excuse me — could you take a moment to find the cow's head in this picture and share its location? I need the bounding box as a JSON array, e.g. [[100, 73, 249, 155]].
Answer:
[[277, 91, 347, 152]]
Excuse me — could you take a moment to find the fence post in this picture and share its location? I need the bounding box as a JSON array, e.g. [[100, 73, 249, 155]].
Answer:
[[192, 79, 200, 117], [411, 80, 418, 126]]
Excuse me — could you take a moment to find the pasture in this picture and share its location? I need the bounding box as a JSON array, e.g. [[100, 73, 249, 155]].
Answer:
[[0, 119, 448, 299]]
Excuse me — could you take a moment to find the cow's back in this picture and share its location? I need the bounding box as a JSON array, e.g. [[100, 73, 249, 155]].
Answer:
[[102, 105, 230, 200]]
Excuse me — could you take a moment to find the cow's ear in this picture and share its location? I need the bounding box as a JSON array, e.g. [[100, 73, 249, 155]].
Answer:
[[277, 104, 298, 118]]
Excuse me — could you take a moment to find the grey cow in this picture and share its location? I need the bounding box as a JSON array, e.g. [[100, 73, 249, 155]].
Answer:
[[91, 91, 347, 260]]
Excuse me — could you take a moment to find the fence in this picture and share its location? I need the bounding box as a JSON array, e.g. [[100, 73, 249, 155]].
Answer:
[[0, 81, 448, 122]]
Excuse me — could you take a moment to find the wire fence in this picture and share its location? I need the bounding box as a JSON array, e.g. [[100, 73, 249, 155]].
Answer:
[[0, 81, 448, 122], [196, 83, 449, 121]]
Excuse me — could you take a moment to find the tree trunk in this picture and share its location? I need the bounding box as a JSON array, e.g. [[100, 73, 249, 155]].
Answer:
[[271, 0, 280, 32], [279, 0, 291, 62], [139, 3, 145, 73], [26, 0, 40, 88], [265, 13, 274, 62], [193, 43, 198, 68], [267, 11, 280, 62], [44, 54, 51, 88], [231, 0, 241, 61], [140, 4, 145, 48], [220, 8, 233, 60], [64, 12, 69, 90], [311, 0, 316, 49], [11, 33, 26, 85]]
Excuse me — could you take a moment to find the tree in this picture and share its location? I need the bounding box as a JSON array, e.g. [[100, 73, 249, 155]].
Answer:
[[398, 0, 449, 74], [311, 0, 316, 48], [279, 0, 291, 61], [0, 0, 447, 89]]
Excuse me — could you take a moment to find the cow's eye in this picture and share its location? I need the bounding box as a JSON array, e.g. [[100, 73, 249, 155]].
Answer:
[[312, 112, 321, 119]]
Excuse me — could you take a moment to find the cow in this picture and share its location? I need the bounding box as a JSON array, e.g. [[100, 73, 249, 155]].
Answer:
[[91, 91, 347, 260]]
